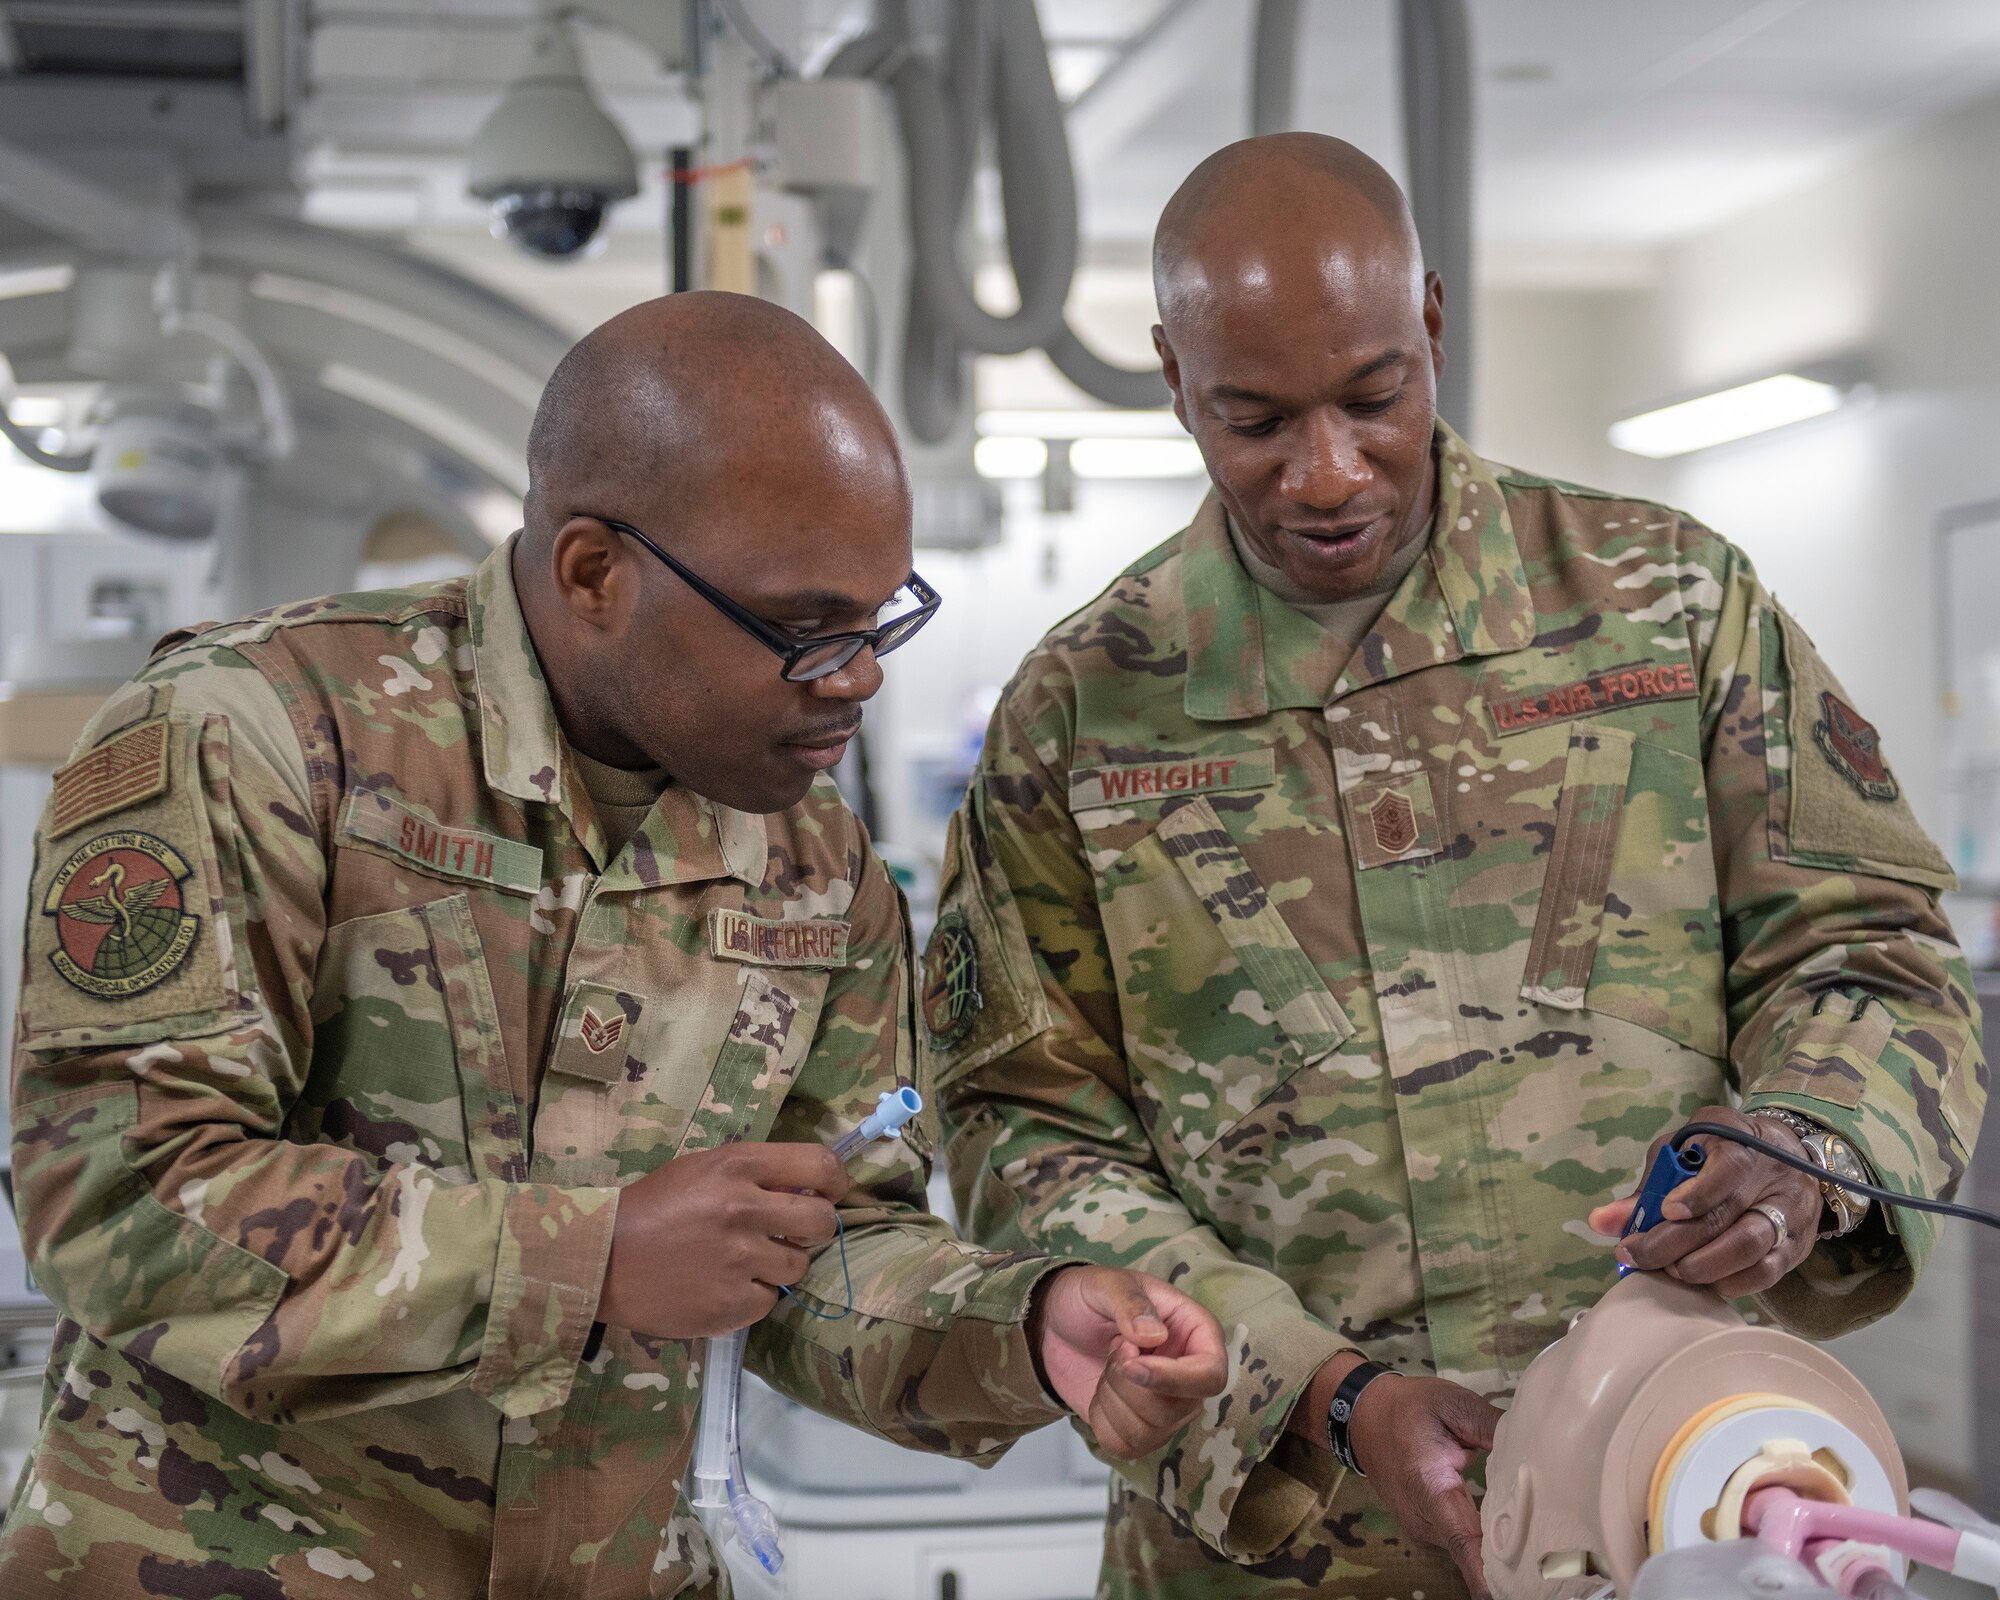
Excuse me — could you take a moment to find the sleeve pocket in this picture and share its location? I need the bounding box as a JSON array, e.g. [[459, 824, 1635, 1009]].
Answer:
[[18, 1084, 287, 1399], [921, 808, 1053, 1089], [1741, 992, 1896, 1112]]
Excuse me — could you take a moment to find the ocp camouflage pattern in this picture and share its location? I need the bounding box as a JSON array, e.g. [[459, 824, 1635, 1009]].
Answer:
[[928, 424, 1986, 1600], [4, 539, 1067, 1598]]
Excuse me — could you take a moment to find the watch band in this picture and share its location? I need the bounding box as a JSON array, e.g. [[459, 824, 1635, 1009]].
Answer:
[[1746, 1106, 1819, 1144], [1746, 1108, 1871, 1238], [1326, 1360, 1400, 1476]]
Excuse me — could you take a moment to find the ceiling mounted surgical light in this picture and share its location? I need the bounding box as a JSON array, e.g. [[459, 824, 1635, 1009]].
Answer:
[[468, 15, 641, 260], [91, 392, 226, 541], [1609, 369, 1863, 459], [0, 261, 297, 541]]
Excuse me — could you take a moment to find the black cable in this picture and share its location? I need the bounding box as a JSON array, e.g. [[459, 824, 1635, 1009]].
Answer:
[[1671, 1120, 2000, 1231], [0, 409, 90, 472]]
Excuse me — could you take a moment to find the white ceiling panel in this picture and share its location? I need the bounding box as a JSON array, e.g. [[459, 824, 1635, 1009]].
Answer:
[[292, 0, 2000, 267]]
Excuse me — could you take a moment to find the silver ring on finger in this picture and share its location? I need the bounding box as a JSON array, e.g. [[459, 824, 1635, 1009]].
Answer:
[[1752, 1202, 1789, 1253]]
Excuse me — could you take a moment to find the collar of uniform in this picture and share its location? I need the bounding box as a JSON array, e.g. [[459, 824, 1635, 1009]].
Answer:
[[469, 536, 570, 807], [1182, 494, 1352, 720], [1179, 420, 1540, 720], [597, 786, 766, 891], [1322, 422, 1539, 705], [1422, 419, 1536, 659], [1180, 426, 1535, 721]]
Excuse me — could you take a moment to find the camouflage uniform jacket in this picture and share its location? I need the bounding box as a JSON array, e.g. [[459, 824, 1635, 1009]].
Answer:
[[4, 540, 1065, 1599], [927, 425, 1986, 1574]]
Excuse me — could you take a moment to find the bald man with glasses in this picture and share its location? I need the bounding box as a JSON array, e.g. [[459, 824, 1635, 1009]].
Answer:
[[2, 293, 1228, 1600]]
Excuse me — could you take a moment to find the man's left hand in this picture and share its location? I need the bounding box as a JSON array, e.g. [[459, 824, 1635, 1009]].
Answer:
[[1028, 1265, 1229, 1458], [1587, 1106, 1821, 1296]]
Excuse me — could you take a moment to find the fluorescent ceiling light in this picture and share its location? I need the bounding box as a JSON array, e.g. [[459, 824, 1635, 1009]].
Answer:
[[1609, 374, 1846, 458], [974, 436, 1048, 479], [977, 408, 1183, 439], [1071, 438, 1205, 479]]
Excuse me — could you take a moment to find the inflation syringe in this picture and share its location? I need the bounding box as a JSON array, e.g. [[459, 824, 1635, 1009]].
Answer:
[[690, 1086, 925, 1575]]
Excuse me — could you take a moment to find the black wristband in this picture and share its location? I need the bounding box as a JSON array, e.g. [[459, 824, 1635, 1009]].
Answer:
[[1326, 1360, 1398, 1475]]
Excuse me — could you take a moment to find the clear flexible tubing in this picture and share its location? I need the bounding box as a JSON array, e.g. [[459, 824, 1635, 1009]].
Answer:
[[690, 1087, 925, 1574]]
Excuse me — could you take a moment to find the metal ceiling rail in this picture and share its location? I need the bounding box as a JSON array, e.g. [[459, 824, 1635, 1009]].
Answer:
[[1, 2, 245, 27]]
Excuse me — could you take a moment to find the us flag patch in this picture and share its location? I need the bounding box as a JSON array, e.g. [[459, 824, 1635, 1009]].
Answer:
[[50, 719, 170, 838]]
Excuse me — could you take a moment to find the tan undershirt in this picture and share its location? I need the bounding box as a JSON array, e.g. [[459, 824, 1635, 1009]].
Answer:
[[570, 747, 669, 859], [1228, 514, 1432, 656]]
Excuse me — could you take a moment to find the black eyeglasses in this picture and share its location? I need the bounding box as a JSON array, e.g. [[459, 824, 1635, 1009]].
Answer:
[[595, 517, 941, 683]]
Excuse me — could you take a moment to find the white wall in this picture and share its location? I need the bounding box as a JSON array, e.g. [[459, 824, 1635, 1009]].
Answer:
[[1472, 285, 1668, 502], [1471, 88, 2000, 1489], [1609, 87, 2000, 843], [873, 474, 1206, 864]]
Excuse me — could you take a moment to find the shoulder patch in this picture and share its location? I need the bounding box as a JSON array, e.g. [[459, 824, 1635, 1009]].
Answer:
[[41, 830, 201, 999], [1812, 691, 1897, 802], [50, 717, 170, 837], [918, 809, 1051, 1084], [1773, 608, 1952, 890], [920, 910, 982, 1046]]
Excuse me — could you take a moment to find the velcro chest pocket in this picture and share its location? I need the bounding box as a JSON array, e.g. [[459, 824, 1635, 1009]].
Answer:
[[679, 966, 830, 1154], [1095, 795, 1354, 1160], [1522, 724, 1727, 1058], [536, 960, 831, 1187], [306, 895, 516, 1184]]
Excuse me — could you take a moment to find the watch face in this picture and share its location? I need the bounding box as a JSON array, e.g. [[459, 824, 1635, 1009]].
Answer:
[[1817, 1138, 1868, 1185]]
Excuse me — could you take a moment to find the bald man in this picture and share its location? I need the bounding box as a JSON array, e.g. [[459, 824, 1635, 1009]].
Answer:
[[928, 135, 1984, 1599], [1, 292, 1229, 1598]]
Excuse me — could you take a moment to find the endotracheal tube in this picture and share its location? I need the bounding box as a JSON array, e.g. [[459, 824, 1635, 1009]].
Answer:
[[690, 1086, 925, 1574]]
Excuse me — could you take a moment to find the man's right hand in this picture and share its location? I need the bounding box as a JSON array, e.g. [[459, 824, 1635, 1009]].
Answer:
[[1290, 1354, 1502, 1599], [1350, 1371, 1501, 1599], [596, 1142, 851, 1340]]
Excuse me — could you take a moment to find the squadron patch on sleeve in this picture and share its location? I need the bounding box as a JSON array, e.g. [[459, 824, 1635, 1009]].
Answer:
[[1812, 691, 1899, 802], [921, 911, 982, 1047], [41, 830, 202, 999]]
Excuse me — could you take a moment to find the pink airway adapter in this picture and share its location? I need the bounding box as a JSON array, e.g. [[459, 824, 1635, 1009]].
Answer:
[[1746, 1487, 2000, 1594]]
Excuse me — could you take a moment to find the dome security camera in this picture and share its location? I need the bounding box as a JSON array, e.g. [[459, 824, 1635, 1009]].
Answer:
[[468, 18, 641, 261]]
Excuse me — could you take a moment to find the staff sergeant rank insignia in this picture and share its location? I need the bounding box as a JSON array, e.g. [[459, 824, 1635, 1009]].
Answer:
[[42, 830, 201, 999], [922, 910, 982, 1046]]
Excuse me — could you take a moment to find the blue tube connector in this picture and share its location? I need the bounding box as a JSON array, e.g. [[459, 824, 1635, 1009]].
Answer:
[[1617, 1139, 1706, 1276], [828, 1086, 924, 1163]]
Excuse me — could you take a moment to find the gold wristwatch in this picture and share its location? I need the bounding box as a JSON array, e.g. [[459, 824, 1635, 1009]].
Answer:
[[1747, 1107, 1872, 1238]]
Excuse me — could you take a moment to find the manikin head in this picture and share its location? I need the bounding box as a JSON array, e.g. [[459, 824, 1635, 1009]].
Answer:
[[1483, 1273, 1907, 1600], [516, 291, 919, 814], [1152, 132, 1446, 602]]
